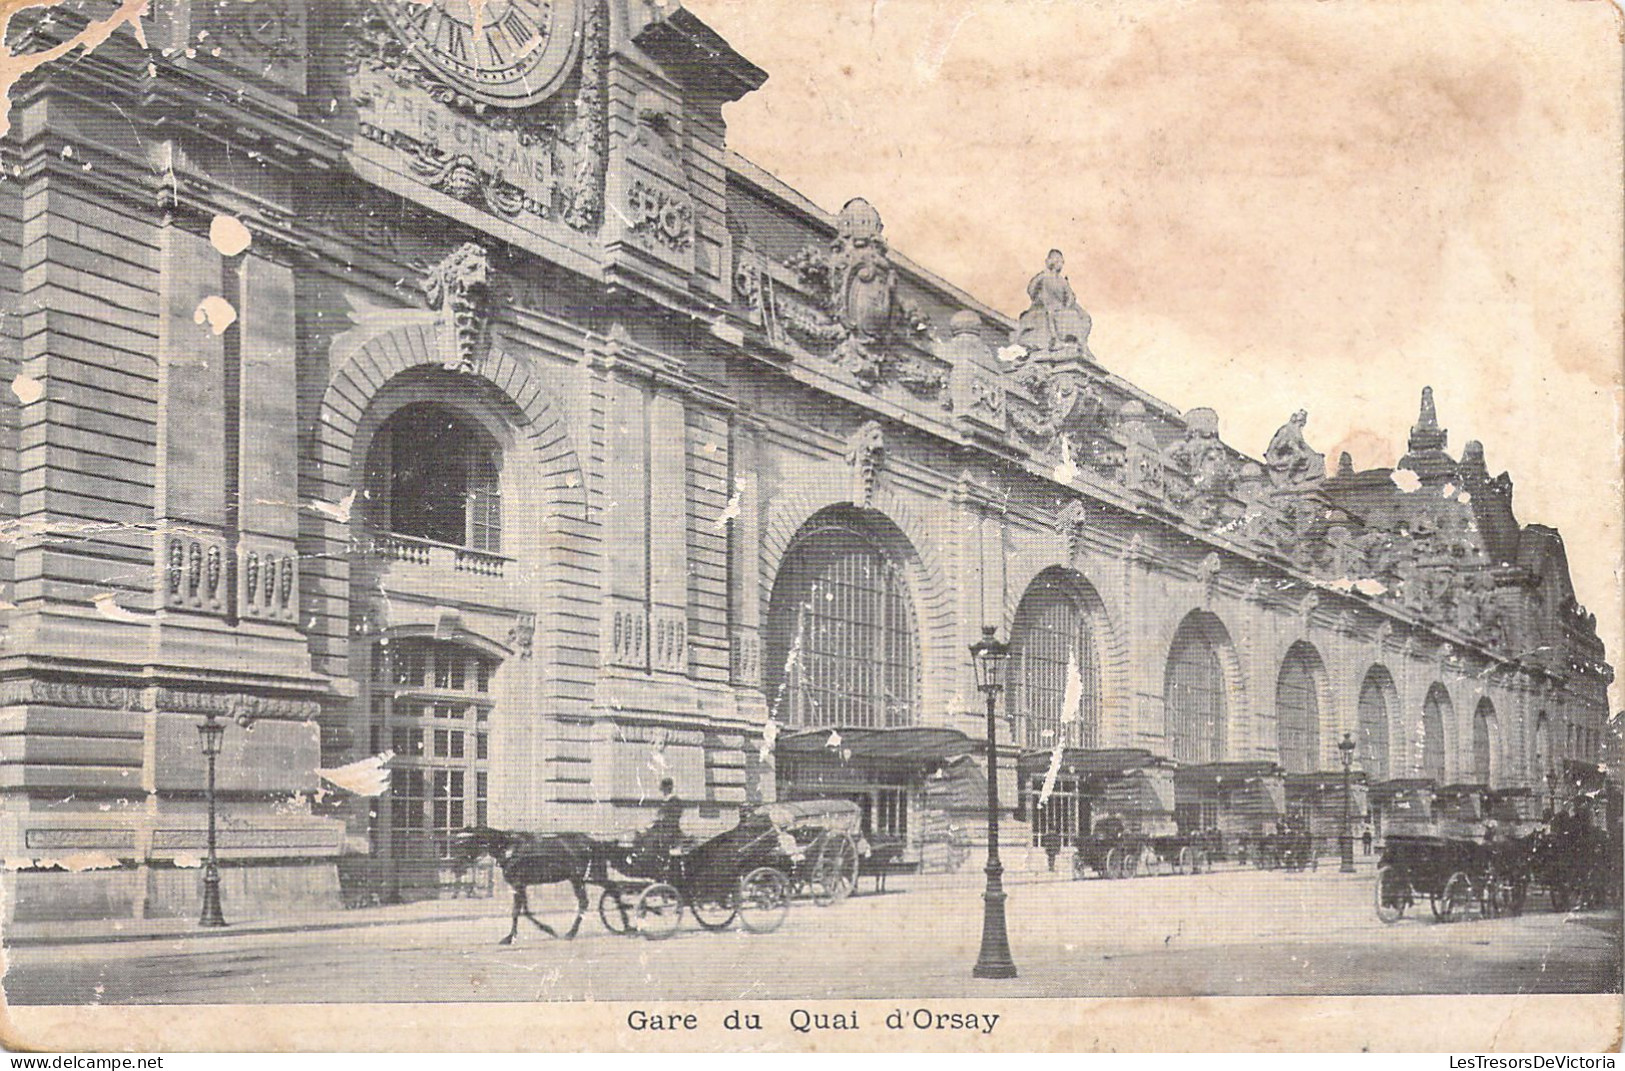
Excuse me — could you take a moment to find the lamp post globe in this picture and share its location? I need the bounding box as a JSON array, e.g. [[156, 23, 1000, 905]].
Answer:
[[1337, 730, 1357, 874], [969, 626, 1017, 979]]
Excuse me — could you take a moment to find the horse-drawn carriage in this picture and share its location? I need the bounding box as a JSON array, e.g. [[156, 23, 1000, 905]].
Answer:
[[1070, 828, 1212, 880], [1374, 834, 1528, 923], [1242, 829, 1319, 871], [453, 797, 871, 943]]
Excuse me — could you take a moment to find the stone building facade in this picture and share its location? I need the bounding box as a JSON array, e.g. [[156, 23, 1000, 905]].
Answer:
[[0, 0, 1611, 919]]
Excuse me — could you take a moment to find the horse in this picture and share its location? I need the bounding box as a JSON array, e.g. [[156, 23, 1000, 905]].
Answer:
[[449, 826, 614, 944]]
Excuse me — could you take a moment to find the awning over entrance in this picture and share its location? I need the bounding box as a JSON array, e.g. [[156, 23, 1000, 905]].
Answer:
[[1015, 747, 1169, 784], [777, 726, 977, 765], [1175, 761, 1287, 821]]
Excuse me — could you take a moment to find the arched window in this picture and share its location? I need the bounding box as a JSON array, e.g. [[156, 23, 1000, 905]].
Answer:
[[1356, 667, 1393, 781], [368, 403, 503, 551], [765, 515, 919, 729], [1164, 615, 1228, 763], [1010, 573, 1101, 749], [1275, 643, 1323, 774], [1417, 684, 1449, 783], [373, 637, 497, 860], [1471, 699, 1496, 787]]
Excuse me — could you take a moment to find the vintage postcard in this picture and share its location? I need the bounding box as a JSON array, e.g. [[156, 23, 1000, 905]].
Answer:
[[0, 0, 1620, 1053]]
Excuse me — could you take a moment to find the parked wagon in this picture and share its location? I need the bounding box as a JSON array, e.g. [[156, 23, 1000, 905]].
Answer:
[[1070, 828, 1211, 879], [1373, 834, 1526, 923], [770, 798, 867, 904]]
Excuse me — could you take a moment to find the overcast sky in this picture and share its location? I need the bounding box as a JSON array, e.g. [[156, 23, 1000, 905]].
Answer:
[[688, 0, 1625, 712]]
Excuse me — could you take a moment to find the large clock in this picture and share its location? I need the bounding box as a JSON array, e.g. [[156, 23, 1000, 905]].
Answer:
[[380, 0, 581, 108]]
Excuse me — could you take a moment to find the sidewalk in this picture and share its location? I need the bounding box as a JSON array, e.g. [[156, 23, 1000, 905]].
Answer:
[[1, 893, 514, 949]]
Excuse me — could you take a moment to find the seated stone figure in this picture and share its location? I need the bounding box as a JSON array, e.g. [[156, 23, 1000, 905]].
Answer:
[[1265, 410, 1326, 490], [1014, 249, 1095, 359]]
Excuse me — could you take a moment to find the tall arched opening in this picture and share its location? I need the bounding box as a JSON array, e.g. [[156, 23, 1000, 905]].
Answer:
[[1356, 666, 1395, 781]]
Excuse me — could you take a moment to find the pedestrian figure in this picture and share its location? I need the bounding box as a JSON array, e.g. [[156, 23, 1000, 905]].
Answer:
[[1362, 827, 1373, 855], [1041, 827, 1063, 871]]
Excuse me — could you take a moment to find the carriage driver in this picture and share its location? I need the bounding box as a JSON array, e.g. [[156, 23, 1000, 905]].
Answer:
[[635, 777, 686, 865]]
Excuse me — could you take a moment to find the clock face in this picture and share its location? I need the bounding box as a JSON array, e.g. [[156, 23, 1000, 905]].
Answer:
[[381, 0, 581, 107]]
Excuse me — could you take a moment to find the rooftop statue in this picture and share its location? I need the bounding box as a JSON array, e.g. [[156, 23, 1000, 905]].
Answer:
[[1014, 249, 1095, 361], [1265, 410, 1326, 491]]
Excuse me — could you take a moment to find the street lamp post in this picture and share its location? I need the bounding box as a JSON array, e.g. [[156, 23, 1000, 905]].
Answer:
[[197, 709, 227, 928], [969, 625, 1016, 980], [1338, 730, 1356, 874]]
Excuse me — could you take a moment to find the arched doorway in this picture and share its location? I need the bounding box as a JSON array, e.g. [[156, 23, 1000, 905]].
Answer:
[[764, 507, 921, 730], [1164, 613, 1233, 763], [1416, 684, 1451, 783], [1356, 666, 1394, 781], [1275, 642, 1326, 774], [1009, 569, 1103, 751], [1471, 698, 1498, 787]]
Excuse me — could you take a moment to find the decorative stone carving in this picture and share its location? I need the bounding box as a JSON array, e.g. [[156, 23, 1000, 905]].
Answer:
[[626, 178, 694, 252], [844, 420, 886, 508], [508, 613, 537, 659], [1162, 408, 1236, 527], [422, 242, 491, 374], [651, 609, 688, 673], [346, 0, 607, 232], [1012, 249, 1095, 361], [1055, 499, 1088, 562], [1298, 591, 1320, 625], [779, 198, 943, 395], [1197, 552, 1222, 607], [1265, 410, 1326, 491], [205, 545, 222, 599], [245, 552, 260, 604], [1111, 401, 1165, 498]]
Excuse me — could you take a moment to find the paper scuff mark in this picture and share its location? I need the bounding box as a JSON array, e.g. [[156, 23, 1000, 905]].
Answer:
[[1390, 469, 1422, 493], [0, 1, 149, 139], [170, 853, 204, 868], [1052, 435, 1080, 484], [10, 372, 43, 404], [92, 592, 151, 622], [209, 213, 252, 256], [758, 719, 779, 762], [996, 344, 1026, 364], [713, 488, 741, 530], [307, 490, 357, 523], [193, 294, 238, 335], [317, 750, 395, 797]]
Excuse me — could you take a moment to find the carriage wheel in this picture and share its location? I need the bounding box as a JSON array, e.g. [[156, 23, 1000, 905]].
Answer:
[[1123, 850, 1140, 879], [1176, 847, 1194, 875], [737, 867, 791, 934], [598, 887, 633, 935], [811, 832, 861, 905], [1374, 866, 1408, 924], [1195, 849, 1209, 874], [691, 895, 738, 931], [1104, 847, 1123, 879], [634, 882, 683, 940], [1432, 872, 1472, 923]]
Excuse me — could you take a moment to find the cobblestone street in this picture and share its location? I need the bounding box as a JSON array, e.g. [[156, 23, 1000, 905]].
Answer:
[[5, 861, 1618, 1005]]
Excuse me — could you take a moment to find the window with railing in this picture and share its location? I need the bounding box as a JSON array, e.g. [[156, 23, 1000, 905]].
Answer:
[[765, 520, 919, 729], [1009, 578, 1100, 750], [367, 402, 503, 554], [374, 638, 495, 859]]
